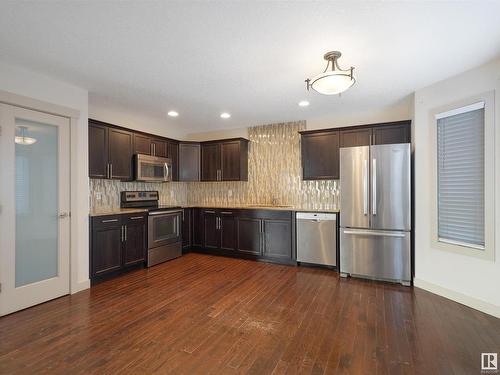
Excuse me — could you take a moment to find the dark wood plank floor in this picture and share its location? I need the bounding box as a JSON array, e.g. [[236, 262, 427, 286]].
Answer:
[[1, 253, 499, 374]]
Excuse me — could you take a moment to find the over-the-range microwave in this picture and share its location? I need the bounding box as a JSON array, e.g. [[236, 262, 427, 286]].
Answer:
[[134, 153, 172, 182]]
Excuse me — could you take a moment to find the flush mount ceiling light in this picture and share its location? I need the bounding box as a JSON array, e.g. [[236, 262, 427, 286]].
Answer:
[[305, 51, 355, 95], [15, 126, 37, 145], [220, 112, 231, 119], [298, 100, 310, 107], [167, 110, 179, 117]]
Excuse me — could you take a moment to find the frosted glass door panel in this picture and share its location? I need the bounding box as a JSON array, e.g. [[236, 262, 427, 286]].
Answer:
[[15, 119, 59, 287]]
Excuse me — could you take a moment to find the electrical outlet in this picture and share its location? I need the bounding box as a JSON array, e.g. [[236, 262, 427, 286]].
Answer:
[[95, 192, 102, 201], [228, 189, 233, 198]]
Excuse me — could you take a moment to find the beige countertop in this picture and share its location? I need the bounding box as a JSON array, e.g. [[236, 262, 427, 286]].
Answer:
[[90, 205, 338, 217], [89, 208, 148, 217]]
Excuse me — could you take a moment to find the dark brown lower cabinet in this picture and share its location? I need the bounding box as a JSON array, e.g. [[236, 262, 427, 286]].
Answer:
[[90, 214, 147, 282], [191, 208, 294, 264], [262, 219, 292, 260], [236, 217, 262, 255]]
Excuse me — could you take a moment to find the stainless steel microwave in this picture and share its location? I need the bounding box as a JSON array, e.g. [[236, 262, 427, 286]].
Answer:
[[134, 154, 172, 182]]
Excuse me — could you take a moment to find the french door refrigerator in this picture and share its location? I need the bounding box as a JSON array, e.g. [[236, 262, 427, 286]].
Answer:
[[339, 143, 411, 285]]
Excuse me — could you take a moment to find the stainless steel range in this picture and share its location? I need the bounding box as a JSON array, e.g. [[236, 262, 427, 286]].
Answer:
[[121, 191, 182, 267]]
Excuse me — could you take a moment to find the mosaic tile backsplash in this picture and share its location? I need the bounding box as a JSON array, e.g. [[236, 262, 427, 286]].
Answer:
[[89, 121, 340, 211]]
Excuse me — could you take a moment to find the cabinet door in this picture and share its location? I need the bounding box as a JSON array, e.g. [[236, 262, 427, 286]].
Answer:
[[262, 219, 292, 260], [372, 123, 411, 145], [192, 208, 203, 247], [182, 209, 192, 250], [123, 217, 146, 266], [108, 128, 133, 180], [88, 123, 108, 178], [151, 139, 167, 157], [237, 218, 262, 255], [92, 225, 123, 277], [179, 143, 200, 181], [134, 134, 152, 155], [167, 141, 179, 181], [220, 212, 236, 251], [220, 141, 240, 181], [340, 128, 372, 148], [203, 210, 220, 249], [301, 131, 340, 180], [201, 143, 220, 181]]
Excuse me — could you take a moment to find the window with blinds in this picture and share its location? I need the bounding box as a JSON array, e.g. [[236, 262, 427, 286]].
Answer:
[[436, 102, 485, 249]]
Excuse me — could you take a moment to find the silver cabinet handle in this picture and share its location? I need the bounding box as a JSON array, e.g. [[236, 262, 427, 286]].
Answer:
[[124, 225, 127, 241], [102, 218, 118, 223], [130, 216, 144, 220], [372, 158, 377, 215], [204, 210, 215, 214], [164, 162, 169, 181], [110, 163, 113, 179], [343, 230, 405, 238], [363, 159, 368, 216], [220, 211, 233, 215], [121, 225, 124, 242], [106, 163, 110, 179]]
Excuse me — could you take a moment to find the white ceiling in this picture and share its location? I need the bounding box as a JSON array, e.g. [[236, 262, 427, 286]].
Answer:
[[1, 1, 500, 134]]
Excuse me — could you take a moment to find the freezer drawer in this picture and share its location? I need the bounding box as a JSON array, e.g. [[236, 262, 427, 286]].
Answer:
[[340, 228, 410, 283]]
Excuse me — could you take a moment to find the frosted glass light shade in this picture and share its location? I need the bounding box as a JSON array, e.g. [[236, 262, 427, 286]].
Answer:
[[309, 71, 356, 95]]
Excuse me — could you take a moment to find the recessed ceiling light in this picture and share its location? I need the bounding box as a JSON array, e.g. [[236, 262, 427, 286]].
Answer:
[[298, 100, 310, 107], [167, 111, 179, 117], [220, 112, 231, 119]]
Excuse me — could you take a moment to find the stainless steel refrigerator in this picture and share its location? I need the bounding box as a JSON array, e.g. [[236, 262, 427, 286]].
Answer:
[[339, 143, 411, 285]]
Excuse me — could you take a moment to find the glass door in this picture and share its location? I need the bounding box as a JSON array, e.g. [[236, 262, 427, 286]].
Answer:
[[0, 104, 70, 316]]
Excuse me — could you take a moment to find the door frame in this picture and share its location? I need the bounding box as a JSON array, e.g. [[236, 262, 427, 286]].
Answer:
[[0, 89, 87, 307]]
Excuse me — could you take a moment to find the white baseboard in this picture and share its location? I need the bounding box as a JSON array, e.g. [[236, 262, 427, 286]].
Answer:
[[414, 278, 500, 318], [71, 279, 90, 294]]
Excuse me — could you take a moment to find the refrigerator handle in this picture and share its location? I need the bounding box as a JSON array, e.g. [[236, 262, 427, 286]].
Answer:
[[363, 159, 368, 216], [372, 158, 377, 215]]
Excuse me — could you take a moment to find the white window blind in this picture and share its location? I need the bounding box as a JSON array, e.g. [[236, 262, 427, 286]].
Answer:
[[436, 103, 485, 249]]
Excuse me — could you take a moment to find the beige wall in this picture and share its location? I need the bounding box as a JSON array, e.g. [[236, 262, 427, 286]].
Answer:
[[413, 58, 500, 317]]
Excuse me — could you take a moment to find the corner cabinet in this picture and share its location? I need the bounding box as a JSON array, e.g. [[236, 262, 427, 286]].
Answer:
[[201, 138, 249, 181], [90, 213, 147, 283], [300, 120, 411, 180]]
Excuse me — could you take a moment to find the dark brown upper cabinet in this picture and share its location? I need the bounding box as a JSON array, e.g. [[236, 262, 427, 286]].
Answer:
[[301, 120, 411, 180], [201, 138, 248, 181], [340, 127, 372, 148], [167, 141, 179, 181], [179, 142, 200, 181], [89, 120, 133, 180], [89, 122, 108, 179], [372, 122, 411, 145], [133, 133, 167, 157], [300, 130, 340, 180]]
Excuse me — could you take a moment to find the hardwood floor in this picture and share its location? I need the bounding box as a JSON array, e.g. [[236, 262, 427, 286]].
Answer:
[[1, 253, 499, 374]]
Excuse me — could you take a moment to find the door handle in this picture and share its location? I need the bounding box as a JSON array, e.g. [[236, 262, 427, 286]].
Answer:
[[343, 230, 405, 238], [372, 158, 377, 215], [363, 159, 368, 216], [164, 162, 170, 181]]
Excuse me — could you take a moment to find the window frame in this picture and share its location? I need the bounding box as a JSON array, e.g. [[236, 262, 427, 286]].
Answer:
[[429, 91, 495, 261]]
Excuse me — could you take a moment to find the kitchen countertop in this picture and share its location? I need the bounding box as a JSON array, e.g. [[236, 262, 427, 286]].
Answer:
[[90, 205, 339, 217]]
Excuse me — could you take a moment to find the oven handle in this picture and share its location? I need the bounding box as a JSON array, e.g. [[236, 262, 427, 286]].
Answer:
[[149, 210, 183, 216]]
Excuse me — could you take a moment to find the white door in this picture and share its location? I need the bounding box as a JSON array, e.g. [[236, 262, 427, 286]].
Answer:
[[0, 104, 70, 316]]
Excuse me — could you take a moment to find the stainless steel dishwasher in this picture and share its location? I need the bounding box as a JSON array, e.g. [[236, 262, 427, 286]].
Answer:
[[296, 212, 337, 267]]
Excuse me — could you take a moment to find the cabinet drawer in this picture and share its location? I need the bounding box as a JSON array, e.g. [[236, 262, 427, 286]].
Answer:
[[92, 215, 122, 229], [123, 214, 147, 224], [238, 209, 292, 221]]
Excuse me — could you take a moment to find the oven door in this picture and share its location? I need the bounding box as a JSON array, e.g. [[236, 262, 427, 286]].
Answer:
[[148, 210, 182, 249], [135, 154, 172, 182]]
